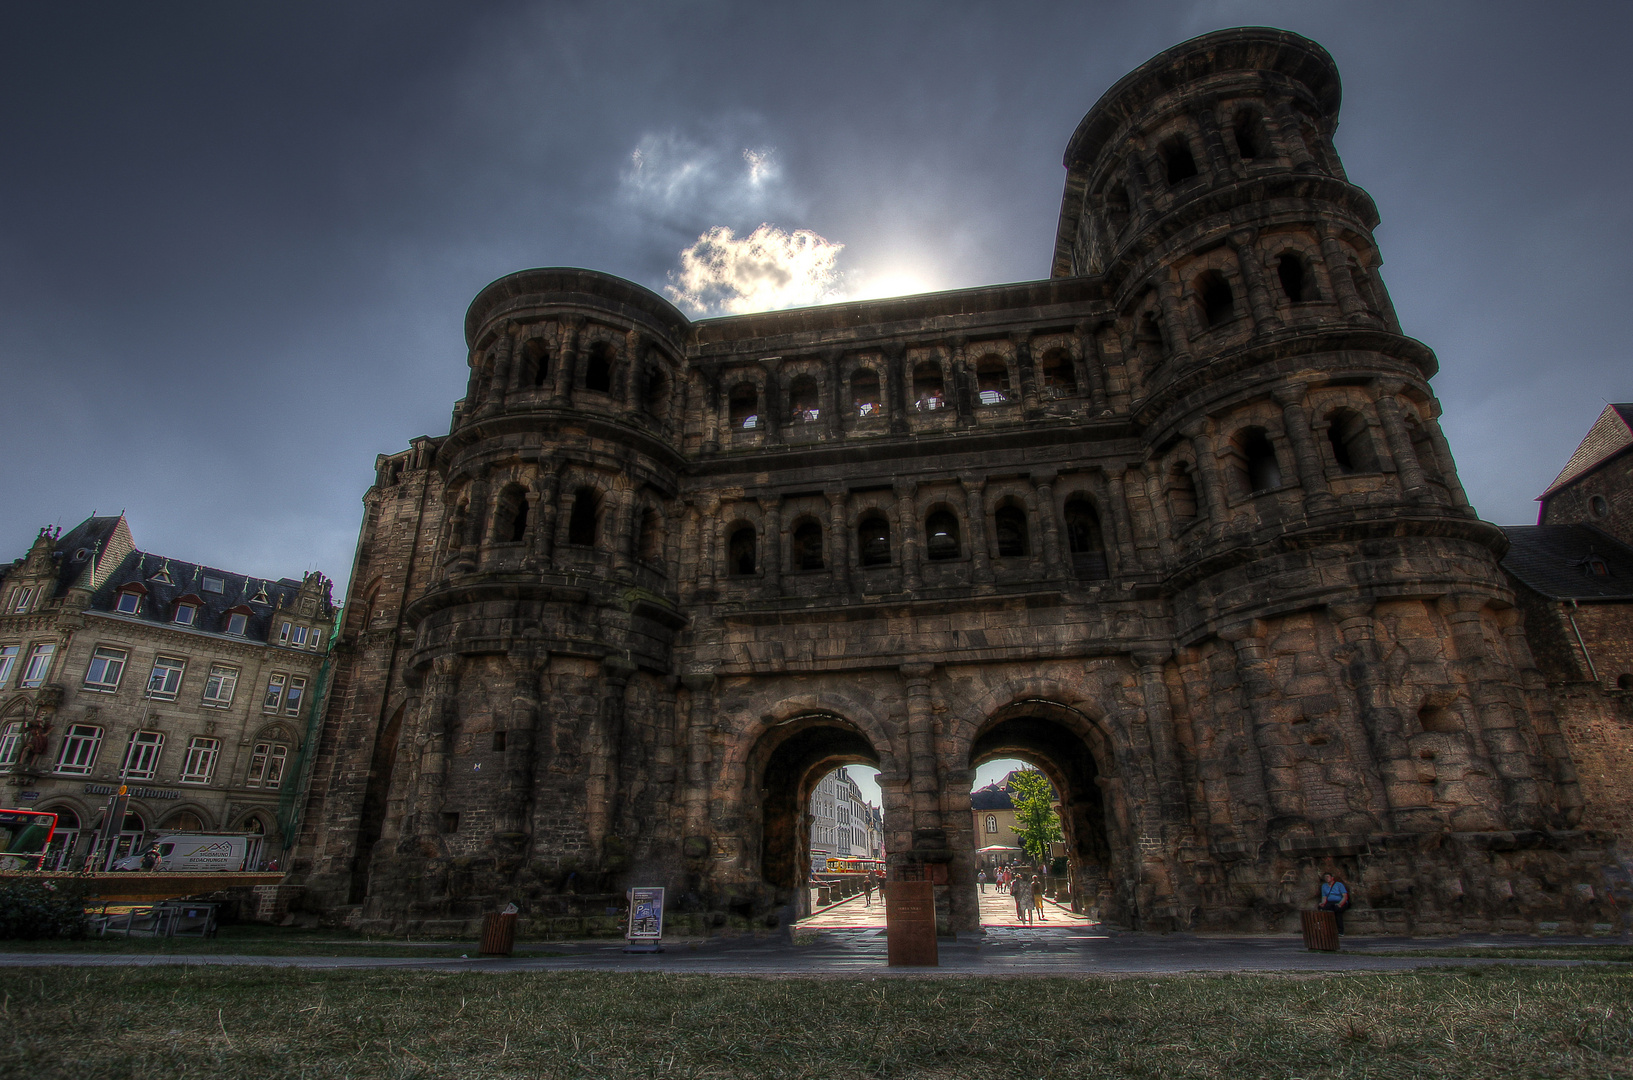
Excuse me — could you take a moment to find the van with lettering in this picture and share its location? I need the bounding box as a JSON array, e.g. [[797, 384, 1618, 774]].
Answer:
[[110, 833, 249, 872]]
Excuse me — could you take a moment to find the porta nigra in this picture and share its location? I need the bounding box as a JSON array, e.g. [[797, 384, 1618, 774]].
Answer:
[[288, 28, 1618, 937]]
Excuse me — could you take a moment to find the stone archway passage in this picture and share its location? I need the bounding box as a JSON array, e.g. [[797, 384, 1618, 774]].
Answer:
[[969, 702, 1121, 925], [749, 713, 882, 920]]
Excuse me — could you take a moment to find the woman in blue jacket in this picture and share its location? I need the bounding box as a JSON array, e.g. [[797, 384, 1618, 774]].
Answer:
[[1319, 872, 1349, 934]]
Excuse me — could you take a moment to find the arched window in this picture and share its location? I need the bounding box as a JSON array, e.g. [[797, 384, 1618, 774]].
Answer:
[[994, 503, 1029, 558], [521, 339, 549, 388], [1168, 462, 1199, 524], [728, 525, 758, 576], [851, 369, 882, 417], [1064, 498, 1108, 580], [1133, 310, 1165, 373], [1325, 408, 1378, 473], [976, 356, 1011, 405], [729, 383, 760, 430], [1196, 271, 1235, 328], [1232, 111, 1264, 160], [985, 814, 997, 834], [1161, 135, 1198, 184], [584, 341, 614, 393], [492, 484, 529, 544], [857, 514, 891, 567], [925, 510, 960, 561], [1233, 427, 1282, 495], [1277, 253, 1315, 304], [789, 376, 821, 423], [567, 488, 599, 547], [1040, 349, 1077, 397], [1618, 674, 1633, 691], [792, 520, 824, 571], [636, 507, 664, 567], [912, 362, 945, 411], [161, 809, 206, 832]]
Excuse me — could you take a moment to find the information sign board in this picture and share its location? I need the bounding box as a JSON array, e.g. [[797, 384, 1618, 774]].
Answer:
[[626, 886, 665, 951]]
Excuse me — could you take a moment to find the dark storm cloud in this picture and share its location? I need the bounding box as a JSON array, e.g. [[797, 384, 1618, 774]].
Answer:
[[1, 1, 1628, 594]]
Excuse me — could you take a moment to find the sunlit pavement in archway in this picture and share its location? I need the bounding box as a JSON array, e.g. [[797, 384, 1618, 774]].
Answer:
[[976, 886, 1095, 928], [797, 891, 888, 929], [792, 886, 1096, 930]]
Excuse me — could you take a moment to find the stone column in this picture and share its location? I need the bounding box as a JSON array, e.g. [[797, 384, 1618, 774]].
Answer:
[[901, 663, 942, 844], [1154, 270, 1195, 367], [1273, 382, 1334, 512], [1133, 650, 1187, 825], [1034, 473, 1065, 578], [759, 494, 783, 595], [1328, 602, 1422, 831], [551, 316, 581, 407], [825, 350, 846, 440], [895, 481, 921, 591], [1267, 90, 1317, 172], [701, 367, 722, 452], [1075, 320, 1107, 412], [1316, 224, 1367, 321], [1373, 383, 1429, 501], [1186, 421, 1229, 531], [1196, 103, 1234, 176], [760, 357, 783, 444], [681, 672, 716, 845], [489, 324, 515, 404], [961, 478, 993, 583], [1103, 469, 1139, 575], [950, 337, 975, 428], [884, 344, 909, 435], [1439, 594, 1547, 829], [1218, 622, 1305, 833], [409, 654, 461, 840], [1230, 229, 1281, 332], [532, 467, 559, 566], [623, 331, 645, 413], [1422, 414, 1472, 509], [496, 645, 542, 837], [1496, 612, 1585, 826], [1142, 461, 1177, 562], [697, 496, 720, 597], [588, 655, 637, 854], [609, 479, 637, 579], [1013, 332, 1041, 417], [825, 490, 850, 592]]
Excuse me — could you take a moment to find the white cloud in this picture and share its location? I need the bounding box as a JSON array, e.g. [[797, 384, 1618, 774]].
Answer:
[[620, 129, 788, 225], [665, 224, 847, 316]]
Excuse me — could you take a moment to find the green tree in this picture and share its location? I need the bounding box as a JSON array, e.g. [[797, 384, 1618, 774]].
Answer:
[[1007, 769, 1062, 865]]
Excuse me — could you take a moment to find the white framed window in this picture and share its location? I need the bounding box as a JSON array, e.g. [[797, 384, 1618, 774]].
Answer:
[[278, 621, 292, 645], [986, 814, 998, 833], [262, 673, 286, 711], [0, 645, 18, 686], [120, 730, 164, 780], [82, 646, 127, 692], [202, 575, 225, 594], [247, 742, 289, 788], [225, 611, 248, 636], [290, 625, 309, 648], [283, 676, 307, 717], [115, 590, 142, 615], [180, 737, 219, 783], [55, 724, 102, 775], [10, 586, 37, 613], [173, 603, 198, 626], [146, 656, 186, 699], [19, 643, 55, 688], [0, 721, 23, 766], [202, 664, 238, 707]]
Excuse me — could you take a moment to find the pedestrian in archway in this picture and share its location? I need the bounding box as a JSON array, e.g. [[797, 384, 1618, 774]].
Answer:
[[1009, 872, 1029, 923], [977, 869, 987, 893], [862, 873, 876, 908], [1318, 872, 1349, 935], [1031, 874, 1046, 921]]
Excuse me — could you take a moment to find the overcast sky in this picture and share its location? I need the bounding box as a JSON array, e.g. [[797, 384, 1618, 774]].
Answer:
[[2, 1, 1628, 595]]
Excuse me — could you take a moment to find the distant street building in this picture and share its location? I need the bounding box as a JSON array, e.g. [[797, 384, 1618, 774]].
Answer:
[[808, 767, 881, 870], [0, 516, 335, 869]]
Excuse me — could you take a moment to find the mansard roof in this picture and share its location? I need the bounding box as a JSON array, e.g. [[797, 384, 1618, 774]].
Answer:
[[970, 783, 1015, 811], [87, 548, 333, 644], [1540, 403, 1633, 499], [1500, 524, 1633, 601]]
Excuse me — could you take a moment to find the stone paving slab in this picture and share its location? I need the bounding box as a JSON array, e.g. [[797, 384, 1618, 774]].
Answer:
[[0, 933, 1617, 976]]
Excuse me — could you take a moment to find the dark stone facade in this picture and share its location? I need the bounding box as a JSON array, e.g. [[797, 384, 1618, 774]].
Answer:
[[287, 28, 1619, 937]]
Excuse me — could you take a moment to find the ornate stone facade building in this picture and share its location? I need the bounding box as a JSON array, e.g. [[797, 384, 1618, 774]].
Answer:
[[290, 28, 1616, 936], [0, 516, 335, 869]]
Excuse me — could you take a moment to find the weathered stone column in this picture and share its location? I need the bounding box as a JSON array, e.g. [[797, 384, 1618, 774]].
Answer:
[[1316, 223, 1367, 321], [760, 357, 783, 444], [532, 467, 559, 566], [824, 490, 850, 592], [824, 350, 846, 440], [1373, 383, 1429, 501], [1103, 468, 1139, 575], [496, 644, 542, 838], [884, 344, 909, 435], [1141, 460, 1177, 562], [1133, 650, 1187, 825], [1328, 601, 1425, 831], [961, 477, 993, 583], [408, 654, 461, 841], [489, 323, 515, 404], [624, 331, 646, 413], [610, 478, 637, 578], [1013, 332, 1041, 417], [1230, 229, 1281, 332], [697, 495, 720, 597], [1218, 622, 1305, 834], [949, 337, 975, 428], [901, 663, 942, 843], [1273, 382, 1334, 512], [1196, 103, 1234, 176], [1034, 473, 1065, 578], [1155, 270, 1196, 366], [1186, 421, 1229, 531], [894, 481, 922, 591], [1496, 611, 1585, 826], [1267, 90, 1318, 172], [1439, 594, 1547, 829], [759, 494, 783, 595], [680, 672, 716, 845], [1073, 321, 1104, 412], [589, 655, 638, 856], [1422, 413, 1472, 509], [700, 367, 722, 452], [551, 315, 581, 407]]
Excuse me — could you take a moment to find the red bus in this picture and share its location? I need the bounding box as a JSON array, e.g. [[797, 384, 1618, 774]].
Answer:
[[0, 808, 58, 871]]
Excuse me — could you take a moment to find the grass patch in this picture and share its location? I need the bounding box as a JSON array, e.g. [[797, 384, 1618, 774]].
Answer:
[[2, 967, 1630, 1078], [1367, 945, 1633, 963], [0, 924, 564, 958]]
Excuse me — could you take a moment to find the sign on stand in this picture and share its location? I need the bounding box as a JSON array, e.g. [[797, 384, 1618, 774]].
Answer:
[[624, 887, 665, 953], [885, 880, 938, 966]]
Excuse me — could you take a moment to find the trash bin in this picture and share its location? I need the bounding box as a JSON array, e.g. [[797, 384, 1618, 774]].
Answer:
[[1300, 909, 1339, 952], [479, 911, 518, 956]]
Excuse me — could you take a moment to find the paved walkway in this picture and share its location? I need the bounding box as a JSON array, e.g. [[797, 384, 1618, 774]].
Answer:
[[796, 886, 1091, 929], [0, 932, 1616, 976]]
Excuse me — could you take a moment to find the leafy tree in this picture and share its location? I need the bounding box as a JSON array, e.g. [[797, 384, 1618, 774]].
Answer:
[[1007, 769, 1062, 865]]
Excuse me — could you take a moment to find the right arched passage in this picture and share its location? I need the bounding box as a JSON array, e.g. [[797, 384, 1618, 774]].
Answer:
[[969, 702, 1121, 923]]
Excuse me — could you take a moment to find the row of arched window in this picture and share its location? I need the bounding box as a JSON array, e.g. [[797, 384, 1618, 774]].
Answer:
[[724, 350, 1081, 432], [720, 498, 1110, 580], [467, 331, 675, 424]]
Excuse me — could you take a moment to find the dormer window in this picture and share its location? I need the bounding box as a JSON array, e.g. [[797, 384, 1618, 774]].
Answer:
[[149, 566, 173, 585], [9, 586, 37, 614], [173, 603, 198, 626], [202, 575, 225, 594], [225, 608, 250, 636], [114, 588, 143, 615]]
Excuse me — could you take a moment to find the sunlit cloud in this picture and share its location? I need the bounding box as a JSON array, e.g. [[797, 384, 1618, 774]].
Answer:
[[619, 128, 787, 225], [666, 224, 847, 316]]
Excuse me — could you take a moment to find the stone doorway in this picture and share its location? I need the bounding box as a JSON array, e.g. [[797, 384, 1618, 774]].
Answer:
[[967, 701, 1123, 925], [747, 712, 884, 922]]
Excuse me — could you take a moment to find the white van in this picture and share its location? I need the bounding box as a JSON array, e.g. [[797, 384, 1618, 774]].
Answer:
[[111, 834, 250, 872]]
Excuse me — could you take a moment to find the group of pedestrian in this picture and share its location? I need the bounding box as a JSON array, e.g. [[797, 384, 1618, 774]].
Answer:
[[982, 864, 1050, 923]]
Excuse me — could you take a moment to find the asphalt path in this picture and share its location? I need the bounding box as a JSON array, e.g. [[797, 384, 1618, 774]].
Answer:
[[0, 931, 1618, 976]]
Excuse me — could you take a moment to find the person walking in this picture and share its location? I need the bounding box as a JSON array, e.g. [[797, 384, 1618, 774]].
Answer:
[[1318, 872, 1349, 935], [1030, 874, 1046, 921], [977, 870, 987, 893], [1009, 872, 1030, 924], [862, 873, 875, 908]]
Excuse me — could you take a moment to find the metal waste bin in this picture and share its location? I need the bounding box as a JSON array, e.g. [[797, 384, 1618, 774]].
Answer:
[[1300, 909, 1339, 952], [479, 911, 518, 956]]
